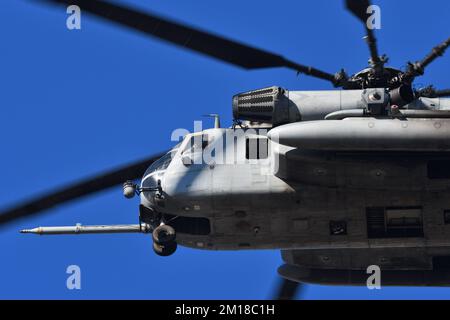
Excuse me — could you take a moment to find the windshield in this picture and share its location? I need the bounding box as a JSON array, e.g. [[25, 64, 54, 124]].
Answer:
[[143, 142, 181, 178], [144, 152, 172, 176]]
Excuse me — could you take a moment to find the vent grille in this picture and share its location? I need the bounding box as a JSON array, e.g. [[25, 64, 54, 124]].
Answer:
[[367, 207, 385, 238], [238, 87, 275, 98], [366, 206, 424, 238], [232, 86, 286, 124]]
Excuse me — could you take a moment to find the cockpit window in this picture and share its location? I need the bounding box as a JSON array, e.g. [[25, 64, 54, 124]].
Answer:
[[144, 148, 177, 177]]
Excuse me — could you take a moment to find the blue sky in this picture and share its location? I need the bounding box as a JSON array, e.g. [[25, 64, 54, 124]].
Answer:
[[0, 0, 449, 299]]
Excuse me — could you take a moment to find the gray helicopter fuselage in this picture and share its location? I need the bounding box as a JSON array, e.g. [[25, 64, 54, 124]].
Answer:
[[140, 122, 450, 252], [138, 92, 450, 286]]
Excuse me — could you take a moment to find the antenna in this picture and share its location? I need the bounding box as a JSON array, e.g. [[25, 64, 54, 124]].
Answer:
[[203, 114, 221, 129]]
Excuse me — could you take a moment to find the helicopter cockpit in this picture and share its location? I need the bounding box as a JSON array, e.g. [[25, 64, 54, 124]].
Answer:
[[141, 142, 181, 191], [140, 130, 215, 194]]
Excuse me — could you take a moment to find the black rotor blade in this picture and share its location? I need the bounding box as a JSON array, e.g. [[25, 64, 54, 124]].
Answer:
[[36, 0, 340, 85], [346, 0, 371, 22], [403, 37, 450, 83], [345, 0, 382, 68], [0, 152, 165, 226], [274, 278, 303, 300], [417, 87, 450, 98], [434, 89, 450, 98]]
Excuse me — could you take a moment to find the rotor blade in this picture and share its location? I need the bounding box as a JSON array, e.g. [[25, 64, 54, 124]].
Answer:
[[404, 37, 450, 83], [0, 152, 165, 226], [274, 278, 303, 300], [417, 87, 450, 98], [414, 37, 450, 71], [345, 0, 371, 22], [345, 0, 382, 68], [434, 89, 450, 98], [36, 0, 341, 85]]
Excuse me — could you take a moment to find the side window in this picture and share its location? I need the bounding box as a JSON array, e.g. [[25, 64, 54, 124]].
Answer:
[[246, 138, 268, 160]]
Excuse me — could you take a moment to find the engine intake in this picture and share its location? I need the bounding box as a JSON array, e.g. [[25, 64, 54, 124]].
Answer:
[[232, 86, 292, 125]]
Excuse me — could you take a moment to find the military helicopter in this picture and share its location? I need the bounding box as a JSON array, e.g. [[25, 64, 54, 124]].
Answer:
[[1, 0, 450, 300]]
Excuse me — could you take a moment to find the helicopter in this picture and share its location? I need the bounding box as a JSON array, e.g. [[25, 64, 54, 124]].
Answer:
[[1, 0, 450, 300]]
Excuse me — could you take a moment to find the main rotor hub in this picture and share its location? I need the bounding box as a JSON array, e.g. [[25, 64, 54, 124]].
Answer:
[[344, 67, 403, 90]]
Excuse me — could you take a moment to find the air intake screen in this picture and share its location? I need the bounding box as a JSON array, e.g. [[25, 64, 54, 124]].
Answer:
[[232, 86, 288, 125]]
